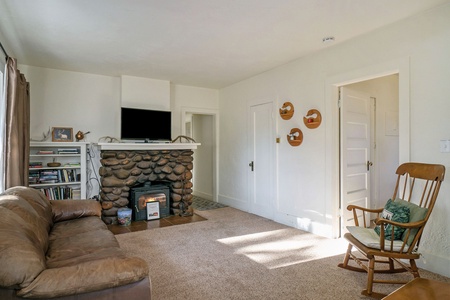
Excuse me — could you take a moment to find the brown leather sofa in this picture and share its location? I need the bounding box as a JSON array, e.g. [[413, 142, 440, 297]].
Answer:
[[0, 186, 151, 299]]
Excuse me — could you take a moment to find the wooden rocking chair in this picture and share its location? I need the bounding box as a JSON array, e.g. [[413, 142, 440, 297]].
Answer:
[[338, 162, 445, 298]]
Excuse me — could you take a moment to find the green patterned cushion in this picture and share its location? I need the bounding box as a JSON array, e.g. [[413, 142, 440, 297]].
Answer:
[[374, 199, 410, 240]]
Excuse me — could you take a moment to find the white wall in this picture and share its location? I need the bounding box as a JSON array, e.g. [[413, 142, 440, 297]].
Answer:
[[21, 66, 121, 143], [121, 75, 170, 111], [170, 84, 219, 135], [219, 5, 450, 276], [21, 67, 219, 199]]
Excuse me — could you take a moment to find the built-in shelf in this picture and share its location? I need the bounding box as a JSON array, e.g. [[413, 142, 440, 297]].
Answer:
[[29, 142, 87, 199]]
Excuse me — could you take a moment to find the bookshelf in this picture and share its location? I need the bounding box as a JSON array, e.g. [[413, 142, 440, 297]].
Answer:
[[29, 142, 87, 200]]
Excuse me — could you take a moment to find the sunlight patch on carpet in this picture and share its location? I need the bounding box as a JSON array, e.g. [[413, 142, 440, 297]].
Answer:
[[217, 229, 348, 269]]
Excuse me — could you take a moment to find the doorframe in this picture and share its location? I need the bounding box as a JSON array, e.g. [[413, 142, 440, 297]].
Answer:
[[181, 107, 219, 202], [325, 57, 410, 238]]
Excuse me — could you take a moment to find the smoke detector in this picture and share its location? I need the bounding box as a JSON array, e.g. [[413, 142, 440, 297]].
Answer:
[[322, 36, 335, 44]]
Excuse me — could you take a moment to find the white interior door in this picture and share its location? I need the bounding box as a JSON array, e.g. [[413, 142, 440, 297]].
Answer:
[[248, 102, 275, 219], [340, 87, 372, 232]]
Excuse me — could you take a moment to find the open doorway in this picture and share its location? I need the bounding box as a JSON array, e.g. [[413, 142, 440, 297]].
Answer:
[[325, 58, 410, 239], [182, 108, 219, 203], [339, 74, 399, 234]]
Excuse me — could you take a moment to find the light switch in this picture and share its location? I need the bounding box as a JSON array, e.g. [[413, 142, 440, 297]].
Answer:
[[440, 140, 450, 153]]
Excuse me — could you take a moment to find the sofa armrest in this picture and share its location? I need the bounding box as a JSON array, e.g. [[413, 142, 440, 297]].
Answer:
[[51, 200, 102, 222], [16, 256, 149, 298]]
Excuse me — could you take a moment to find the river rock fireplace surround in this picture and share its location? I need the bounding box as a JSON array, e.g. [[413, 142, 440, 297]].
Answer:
[[97, 143, 200, 224]]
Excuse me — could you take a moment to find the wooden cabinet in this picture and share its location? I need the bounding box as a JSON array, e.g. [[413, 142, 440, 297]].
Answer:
[[29, 142, 87, 199]]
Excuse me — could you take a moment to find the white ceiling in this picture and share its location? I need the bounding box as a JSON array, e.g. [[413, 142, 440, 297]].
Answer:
[[1, 0, 449, 89]]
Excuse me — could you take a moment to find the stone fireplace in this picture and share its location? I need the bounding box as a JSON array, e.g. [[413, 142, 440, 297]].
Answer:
[[97, 143, 200, 224]]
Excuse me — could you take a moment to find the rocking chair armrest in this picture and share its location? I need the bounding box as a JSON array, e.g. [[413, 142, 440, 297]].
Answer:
[[374, 218, 426, 229], [375, 218, 427, 250], [347, 205, 384, 227], [347, 205, 383, 213]]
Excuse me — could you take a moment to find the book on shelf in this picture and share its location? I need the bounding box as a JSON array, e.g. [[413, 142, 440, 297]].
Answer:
[[29, 162, 43, 168], [36, 150, 54, 155], [39, 186, 77, 200], [58, 148, 80, 154], [63, 162, 81, 167]]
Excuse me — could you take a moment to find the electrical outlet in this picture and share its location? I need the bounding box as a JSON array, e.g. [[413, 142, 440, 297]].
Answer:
[[440, 140, 450, 153]]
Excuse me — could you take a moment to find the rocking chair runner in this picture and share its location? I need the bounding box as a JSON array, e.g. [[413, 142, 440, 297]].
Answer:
[[338, 162, 445, 298]]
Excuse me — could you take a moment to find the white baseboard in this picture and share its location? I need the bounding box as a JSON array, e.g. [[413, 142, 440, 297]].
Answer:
[[274, 212, 334, 238], [218, 194, 248, 211], [417, 251, 450, 277], [192, 191, 213, 201]]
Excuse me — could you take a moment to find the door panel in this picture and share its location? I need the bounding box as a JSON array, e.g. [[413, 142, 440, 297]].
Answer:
[[340, 87, 371, 231], [248, 102, 274, 220]]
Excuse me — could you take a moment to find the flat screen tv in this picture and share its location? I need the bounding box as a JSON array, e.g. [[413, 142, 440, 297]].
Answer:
[[121, 107, 171, 142]]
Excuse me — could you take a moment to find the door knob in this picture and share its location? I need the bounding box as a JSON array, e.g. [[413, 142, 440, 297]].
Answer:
[[367, 161, 373, 171], [249, 161, 254, 171]]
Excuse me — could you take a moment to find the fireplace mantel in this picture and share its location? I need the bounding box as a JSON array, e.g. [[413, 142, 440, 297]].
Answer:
[[97, 142, 200, 151]]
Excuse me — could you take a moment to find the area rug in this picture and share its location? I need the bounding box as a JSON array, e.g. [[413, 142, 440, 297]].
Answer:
[[116, 207, 450, 300], [191, 195, 227, 210]]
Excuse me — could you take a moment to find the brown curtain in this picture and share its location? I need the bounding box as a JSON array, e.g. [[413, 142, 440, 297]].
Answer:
[[4, 57, 30, 188]]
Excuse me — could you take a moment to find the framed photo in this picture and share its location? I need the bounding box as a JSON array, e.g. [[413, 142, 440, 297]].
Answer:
[[146, 201, 160, 220], [52, 127, 73, 142]]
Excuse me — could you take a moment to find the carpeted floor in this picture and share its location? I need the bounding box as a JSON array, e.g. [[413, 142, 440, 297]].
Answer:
[[116, 207, 450, 300], [191, 195, 227, 211]]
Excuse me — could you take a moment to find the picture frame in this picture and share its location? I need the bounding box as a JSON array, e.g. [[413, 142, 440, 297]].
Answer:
[[146, 201, 160, 220], [52, 127, 73, 142]]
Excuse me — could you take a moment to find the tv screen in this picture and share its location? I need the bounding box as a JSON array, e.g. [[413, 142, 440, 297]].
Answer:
[[121, 107, 171, 142]]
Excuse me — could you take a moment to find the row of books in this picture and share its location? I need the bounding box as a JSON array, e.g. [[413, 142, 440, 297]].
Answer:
[[33, 148, 80, 155], [57, 148, 80, 154], [38, 186, 81, 200], [29, 169, 79, 184]]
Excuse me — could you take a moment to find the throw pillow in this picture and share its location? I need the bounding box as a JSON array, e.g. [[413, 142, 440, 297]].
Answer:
[[394, 198, 428, 245], [374, 199, 410, 240]]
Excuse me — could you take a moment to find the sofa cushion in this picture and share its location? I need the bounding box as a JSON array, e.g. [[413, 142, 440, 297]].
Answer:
[[51, 199, 102, 222], [0, 206, 46, 288], [46, 227, 120, 265], [49, 215, 108, 240], [3, 186, 53, 230], [0, 194, 50, 253]]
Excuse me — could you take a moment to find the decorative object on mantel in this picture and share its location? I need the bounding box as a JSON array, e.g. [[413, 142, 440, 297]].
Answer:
[[303, 109, 322, 129], [287, 128, 303, 146], [75, 130, 90, 141], [31, 127, 51, 142], [172, 135, 196, 143], [98, 136, 120, 143], [279, 101, 294, 120]]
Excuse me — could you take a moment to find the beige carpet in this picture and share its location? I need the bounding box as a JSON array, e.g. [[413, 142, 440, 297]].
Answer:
[[116, 207, 449, 300]]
